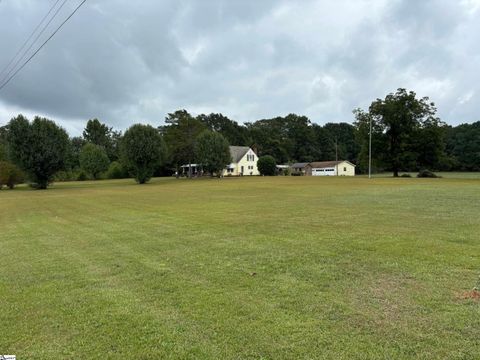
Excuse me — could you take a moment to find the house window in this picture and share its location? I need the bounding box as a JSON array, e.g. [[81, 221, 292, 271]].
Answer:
[[344, 167, 347, 171]]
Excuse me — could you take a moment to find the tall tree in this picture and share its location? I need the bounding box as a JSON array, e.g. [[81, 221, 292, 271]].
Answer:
[[121, 124, 166, 184], [0, 125, 7, 161], [197, 113, 250, 146], [7, 115, 69, 189], [445, 122, 480, 171], [195, 130, 231, 177], [353, 109, 387, 173], [161, 110, 206, 177], [368, 88, 442, 177], [83, 119, 119, 161]]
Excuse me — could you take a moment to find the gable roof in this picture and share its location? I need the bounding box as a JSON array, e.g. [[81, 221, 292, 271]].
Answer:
[[229, 146, 251, 163], [291, 162, 309, 169], [307, 160, 356, 168]]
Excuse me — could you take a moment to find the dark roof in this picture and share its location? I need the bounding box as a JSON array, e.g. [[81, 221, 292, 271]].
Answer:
[[307, 161, 355, 168], [291, 162, 309, 168], [229, 146, 250, 163]]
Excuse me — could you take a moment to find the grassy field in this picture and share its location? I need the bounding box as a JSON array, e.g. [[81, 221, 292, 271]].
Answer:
[[1, 176, 479, 359]]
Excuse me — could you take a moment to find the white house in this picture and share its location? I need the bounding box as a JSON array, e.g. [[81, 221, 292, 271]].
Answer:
[[223, 146, 259, 176], [305, 161, 356, 176]]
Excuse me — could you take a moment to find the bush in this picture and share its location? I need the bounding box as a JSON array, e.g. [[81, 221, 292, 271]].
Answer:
[[0, 161, 24, 189], [417, 169, 440, 178], [77, 170, 89, 181], [53, 170, 80, 182], [80, 143, 110, 180], [257, 155, 277, 176], [106, 161, 128, 179]]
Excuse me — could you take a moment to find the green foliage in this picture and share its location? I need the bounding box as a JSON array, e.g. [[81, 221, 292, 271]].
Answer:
[[6, 115, 69, 189], [0, 161, 24, 189], [66, 136, 87, 170], [445, 122, 480, 171], [106, 161, 128, 179], [417, 169, 440, 178], [121, 124, 166, 184], [257, 155, 277, 176], [77, 170, 88, 181], [367, 88, 441, 177], [161, 110, 206, 172], [197, 113, 250, 146], [80, 143, 110, 180], [83, 119, 121, 161], [195, 131, 231, 177], [0, 127, 7, 162]]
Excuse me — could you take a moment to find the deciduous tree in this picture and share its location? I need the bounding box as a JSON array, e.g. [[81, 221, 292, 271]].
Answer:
[[121, 124, 166, 184], [257, 155, 277, 176], [7, 115, 69, 189], [80, 143, 110, 179], [195, 130, 231, 177]]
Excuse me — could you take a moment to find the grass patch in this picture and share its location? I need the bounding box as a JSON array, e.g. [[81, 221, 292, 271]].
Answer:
[[1, 176, 479, 359]]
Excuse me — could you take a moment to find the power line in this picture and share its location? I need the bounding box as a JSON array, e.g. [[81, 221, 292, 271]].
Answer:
[[0, 0, 70, 86], [0, 0, 87, 92], [0, 0, 63, 80]]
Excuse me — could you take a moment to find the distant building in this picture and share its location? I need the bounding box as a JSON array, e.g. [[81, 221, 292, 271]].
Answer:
[[291, 162, 309, 174], [223, 146, 259, 176], [304, 161, 356, 176]]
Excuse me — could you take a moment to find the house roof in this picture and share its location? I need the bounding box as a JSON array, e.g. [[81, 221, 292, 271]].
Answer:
[[291, 162, 309, 168], [308, 160, 356, 168], [229, 146, 251, 163]]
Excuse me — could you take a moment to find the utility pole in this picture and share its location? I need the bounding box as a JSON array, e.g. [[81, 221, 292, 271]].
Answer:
[[368, 115, 372, 179]]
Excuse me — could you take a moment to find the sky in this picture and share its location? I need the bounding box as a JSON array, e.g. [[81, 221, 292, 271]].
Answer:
[[0, 0, 479, 136]]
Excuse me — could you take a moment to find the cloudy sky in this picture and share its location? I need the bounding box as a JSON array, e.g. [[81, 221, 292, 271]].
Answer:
[[0, 0, 479, 135]]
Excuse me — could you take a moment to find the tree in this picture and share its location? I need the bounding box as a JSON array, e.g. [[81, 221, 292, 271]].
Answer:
[[83, 118, 119, 160], [79, 143, 110, 179], [7, 115, 69, 189], [0, 125, 7, 161], [195, 130, 231, 177], [0, 161, 24, 189], [257, 155, 277, 176], [353, 108, 387, 174], [121, 124, 166, 184], [161, 110, 206, 177], [445, 121, 480, 171], [368, 88, 442, 177], [197, 113, 250, 146]]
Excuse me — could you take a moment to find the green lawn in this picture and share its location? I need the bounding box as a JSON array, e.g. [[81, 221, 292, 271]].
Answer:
[[1, 177, 479, 359]]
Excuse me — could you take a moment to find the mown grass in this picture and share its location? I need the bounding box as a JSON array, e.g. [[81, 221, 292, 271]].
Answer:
[[1, 176, 479, 359]]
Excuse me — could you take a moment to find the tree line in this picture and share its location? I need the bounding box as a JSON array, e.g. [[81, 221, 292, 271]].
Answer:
[[0, 88, 479, 189]]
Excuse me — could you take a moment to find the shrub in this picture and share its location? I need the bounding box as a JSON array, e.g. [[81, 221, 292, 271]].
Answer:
[[106, 161, 128, 179], [417, 169, 440, 178], [257, 155, 277, 176], [0, 161, 24, 189], [80, 143, 110, 180], [77, 170, 89, 181]]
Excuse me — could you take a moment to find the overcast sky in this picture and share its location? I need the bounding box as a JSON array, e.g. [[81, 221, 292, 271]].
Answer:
[[0, 0, 479, 135]]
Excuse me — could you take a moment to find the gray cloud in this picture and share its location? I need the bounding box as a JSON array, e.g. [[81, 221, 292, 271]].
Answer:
[[0, 0, 479, 135]]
